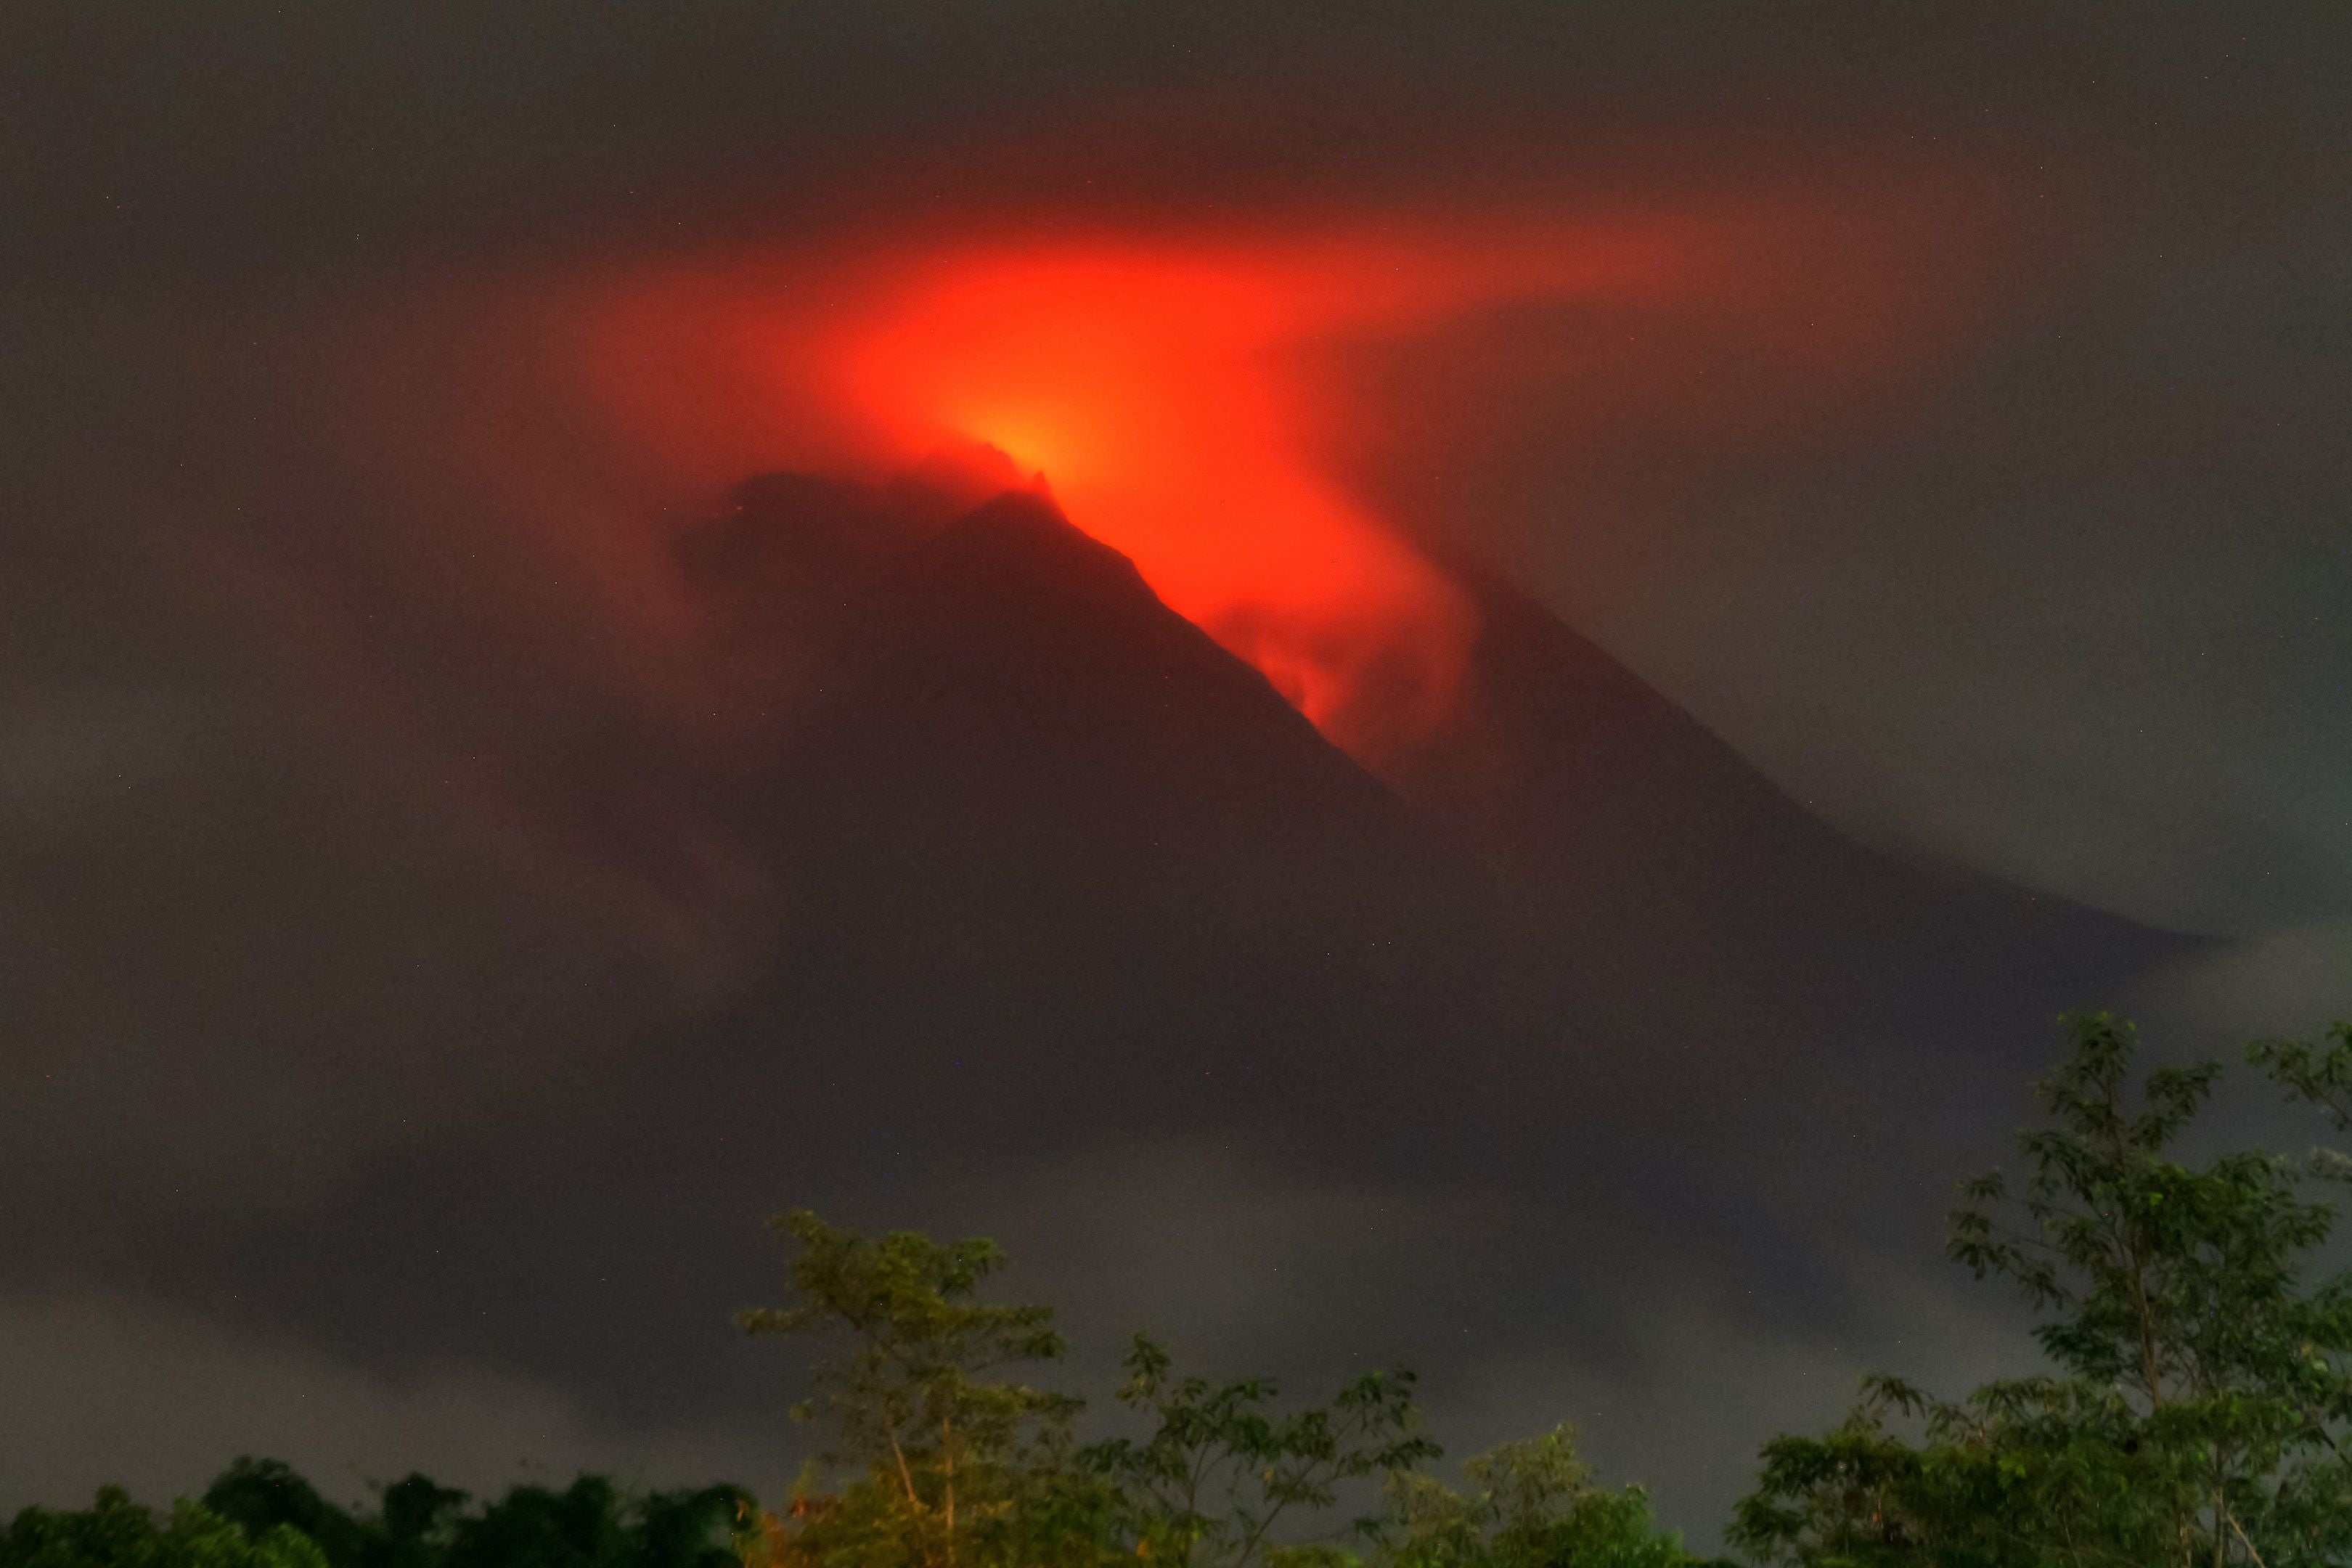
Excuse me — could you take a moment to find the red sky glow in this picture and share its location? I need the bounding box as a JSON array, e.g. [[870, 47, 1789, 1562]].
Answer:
[[570, 179, 2007, 759]]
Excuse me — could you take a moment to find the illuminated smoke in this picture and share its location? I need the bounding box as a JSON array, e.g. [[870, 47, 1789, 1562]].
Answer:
[[565, 178, 2006, 762]]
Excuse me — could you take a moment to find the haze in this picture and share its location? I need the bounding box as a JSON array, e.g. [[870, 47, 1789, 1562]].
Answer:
[[4, 4, 2348, 1552]]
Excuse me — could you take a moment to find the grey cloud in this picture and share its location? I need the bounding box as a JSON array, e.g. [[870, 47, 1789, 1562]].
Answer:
[[5, 4, 2348, 1551], [1431, 1262, 2047, 1555], [881, 1142, 2064, 1553], [2147, 920, 2352, 1042], [1367, 183, 2352, 942], [0, 1283, 791, 1514], [0, 298, 777, 1205]]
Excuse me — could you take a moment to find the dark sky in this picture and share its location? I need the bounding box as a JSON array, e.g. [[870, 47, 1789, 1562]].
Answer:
[[4, 4, 2349, 1551]]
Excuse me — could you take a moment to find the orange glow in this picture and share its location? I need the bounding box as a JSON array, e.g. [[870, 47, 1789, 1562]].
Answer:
[[769, 224, 1694, 754], [571, 180, 2006, 759], [823, 242, 1518, 749]]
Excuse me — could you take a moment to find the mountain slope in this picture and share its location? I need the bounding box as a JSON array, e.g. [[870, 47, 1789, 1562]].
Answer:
[[144, 472, 2192, 1444], [1381, 567, 2192, 1197], [724, 483, 1505, 1133], [1395, 566, 2184, 1049]]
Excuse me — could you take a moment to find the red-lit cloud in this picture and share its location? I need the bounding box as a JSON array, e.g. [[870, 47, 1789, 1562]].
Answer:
[[555, 171, 2010, 761]]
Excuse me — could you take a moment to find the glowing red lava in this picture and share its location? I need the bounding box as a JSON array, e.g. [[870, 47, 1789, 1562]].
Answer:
[[816, 235, 1655, 751], [576, 183, 2004, 758]]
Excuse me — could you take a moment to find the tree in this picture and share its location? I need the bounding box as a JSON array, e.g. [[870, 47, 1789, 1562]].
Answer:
[[367, 1477, 470, 1568], [1080, 1332, 1439, 1568], [200, 1461, 742, 1568], [199, 1463, 375, 1568], [2250, 1022, 2352, 1135], [740, 1215, 1699, 1568], [1, 1489, 329, 1568], [1733, 1013, 2352, 1567], [624, 1487, 761, 1568], [1734, 1371, 2198, 1566], [738, 1210, 1090, 1568], [1370, 1426, 1704, 1568]]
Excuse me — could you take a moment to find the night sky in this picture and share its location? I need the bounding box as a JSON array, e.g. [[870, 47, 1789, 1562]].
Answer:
[[5, 5, 2349, 1551]]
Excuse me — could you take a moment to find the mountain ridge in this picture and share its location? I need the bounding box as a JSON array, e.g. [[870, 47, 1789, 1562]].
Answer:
[[145, 470, 2194, 1437]]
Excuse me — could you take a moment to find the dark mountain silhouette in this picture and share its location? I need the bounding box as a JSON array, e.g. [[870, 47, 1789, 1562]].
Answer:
[[130, 470, 2193, 1437], [651, 470, 2188, 1194], [703, 480, 1506, 1138], [1385, 567, 2189, 1200]]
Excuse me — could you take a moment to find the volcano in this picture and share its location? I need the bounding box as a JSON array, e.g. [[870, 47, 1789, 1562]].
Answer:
[[147, 470, 2191, 1455], [616, 471, 2189, 1212], [693, 469, 2183, 1096]]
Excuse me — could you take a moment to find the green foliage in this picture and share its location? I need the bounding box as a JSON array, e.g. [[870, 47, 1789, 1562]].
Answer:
[[199, 1464, 373, 1568], [1371, 1426, 1701, 1568], [1080, 1332, 1440, 1568], [1, 1489, 328, 1568], [4, 1209, 1691, 1568], [2250, 1023, 2352, 1135], [440, 1479, 748, 1568], [44, 1013, 2352, 1565], [1731, 1012, 2352, 1567], [738, 1209, 1092, 1568], [101, 1013, 2352, 1567], [367, 1477, 470, 1568], [742, 1216, 1691, 1568], [1734, 1373, 2201, 1566], [14, 1469, 751, 1568]]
